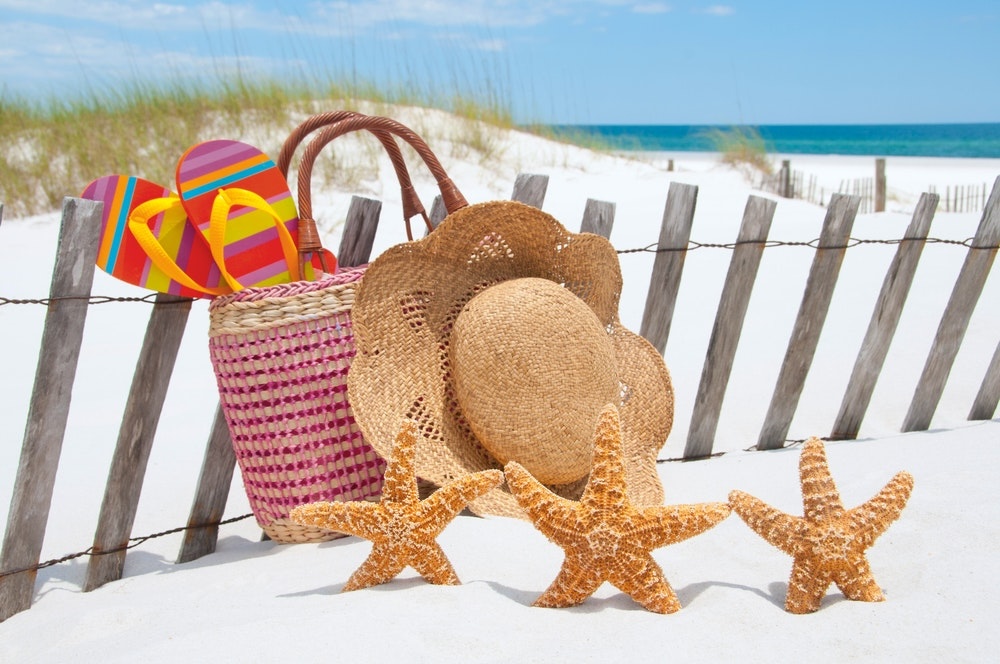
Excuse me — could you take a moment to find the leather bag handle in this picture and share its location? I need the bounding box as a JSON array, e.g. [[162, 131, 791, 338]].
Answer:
[[294, 114, 468, 252]]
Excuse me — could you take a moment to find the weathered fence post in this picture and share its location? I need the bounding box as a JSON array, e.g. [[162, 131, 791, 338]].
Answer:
[[780, 160, 792, 198], [757, 194, 860, 450], [580, 199, 616, 238], [640, 182, 698, 354], [177, 406, 236, 563], [338, 197, 383, 267], [0, 197, 103, 622], [510, 173, 549, 209], [511, 174, 549, 208], [875, 158, 886, 212], [84, 294, 192, 591], [685, 195, 776, 458], [428, 195, 448, 231], [903, 176, 1000, 431], [0, 202, 4, 227], [969, 340, 1000, 421], [830, 193, 939, 439]]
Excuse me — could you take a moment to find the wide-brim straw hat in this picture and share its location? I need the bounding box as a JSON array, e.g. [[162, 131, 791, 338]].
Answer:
[[347, 200, 674, 517]]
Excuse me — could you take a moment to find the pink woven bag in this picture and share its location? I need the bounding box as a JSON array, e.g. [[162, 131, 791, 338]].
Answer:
[[207, 112, 467, 543]]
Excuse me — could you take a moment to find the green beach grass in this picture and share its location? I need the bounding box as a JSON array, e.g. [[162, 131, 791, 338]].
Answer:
[[1, 73, 768, 219], [0, 75, 518, 218], [699, 126, 773, 178]]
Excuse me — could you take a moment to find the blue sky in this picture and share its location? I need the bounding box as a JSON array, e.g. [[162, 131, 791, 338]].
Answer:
[[1, 0, 997, 124]]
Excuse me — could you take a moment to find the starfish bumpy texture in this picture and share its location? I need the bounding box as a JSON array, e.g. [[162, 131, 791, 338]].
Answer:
[[729, 437, 914, 614], [504, 405, 730, 614], [290, 420, 504, 591]]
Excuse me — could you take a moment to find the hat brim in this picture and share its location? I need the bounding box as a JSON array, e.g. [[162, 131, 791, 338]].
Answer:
[[347, 200, 673, 518]]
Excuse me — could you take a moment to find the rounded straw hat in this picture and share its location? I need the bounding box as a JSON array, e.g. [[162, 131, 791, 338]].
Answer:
[[347, 200, 674, 517]]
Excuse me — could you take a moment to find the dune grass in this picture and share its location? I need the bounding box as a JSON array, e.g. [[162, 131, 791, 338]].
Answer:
[[700, 126, 774, 178], [0, 74, 518, 218]]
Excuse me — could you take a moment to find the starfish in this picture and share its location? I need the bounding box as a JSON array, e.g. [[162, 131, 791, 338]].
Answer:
[[504, 404, 730, 614], [729, 437, 914, 614], [290, 419, 504, 591]]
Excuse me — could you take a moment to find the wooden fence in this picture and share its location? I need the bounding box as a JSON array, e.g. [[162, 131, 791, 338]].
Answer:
[[928, 182, 993, 213], [757, 157, 991, 215], [756, 163, 823, 205], [1, 173, 999, 622]]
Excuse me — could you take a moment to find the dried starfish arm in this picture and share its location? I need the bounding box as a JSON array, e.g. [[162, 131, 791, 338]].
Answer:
[[416, 469, 505, 530], [848, 471, 915, 545], [289, 501, 383, 538], [635, 503, 731, 550], [578, 410, 630, 512], [786, 559, 833, 614], [607, 555, 681, 614], [834, 555, 885, 603], [533, 556, 604, 609], [380, 421, 422, 504], [729, 490, 810, 557], [403, 541, 462, 586], [504, 462, 581, 534], [799, 438, 847, 521], [343, 548, 410, 592]]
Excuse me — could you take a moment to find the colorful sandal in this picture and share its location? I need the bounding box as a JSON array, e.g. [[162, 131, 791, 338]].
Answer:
[[175, 140, 311, 290], [81, 175, 229, 298]]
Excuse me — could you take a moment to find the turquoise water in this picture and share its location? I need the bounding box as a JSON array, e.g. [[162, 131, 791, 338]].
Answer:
[[545, 124, 1000, 158]]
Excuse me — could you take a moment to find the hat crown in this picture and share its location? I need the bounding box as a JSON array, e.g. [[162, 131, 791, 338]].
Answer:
[[451, 278, 619, 484]]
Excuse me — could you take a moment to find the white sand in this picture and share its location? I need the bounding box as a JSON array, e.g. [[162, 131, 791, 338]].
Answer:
[[1, 113, 998, 662]]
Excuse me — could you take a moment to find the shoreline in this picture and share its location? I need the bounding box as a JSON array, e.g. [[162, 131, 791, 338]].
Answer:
[[545, 122, 1000, 160]]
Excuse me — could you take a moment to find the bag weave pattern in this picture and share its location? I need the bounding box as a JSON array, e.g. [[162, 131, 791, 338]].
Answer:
[[208, 267, 386, 543]]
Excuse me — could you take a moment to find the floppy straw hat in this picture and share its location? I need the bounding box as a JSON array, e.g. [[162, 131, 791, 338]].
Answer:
[[347, 200, 674, 517]]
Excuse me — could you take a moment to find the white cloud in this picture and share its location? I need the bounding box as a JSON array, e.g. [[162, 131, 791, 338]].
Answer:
[[632, 3, 671, 14], [702, 5, 734, 16], [0, 1, 663, 33], [0, 19, 305, 95]]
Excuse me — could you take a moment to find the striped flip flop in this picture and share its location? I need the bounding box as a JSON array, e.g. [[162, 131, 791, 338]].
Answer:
[[81, 175, 229, 298], [175, 140, 311, 290]]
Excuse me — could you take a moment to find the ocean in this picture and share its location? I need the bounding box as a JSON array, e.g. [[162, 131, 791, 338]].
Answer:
[[544, 123, 1000, 159]]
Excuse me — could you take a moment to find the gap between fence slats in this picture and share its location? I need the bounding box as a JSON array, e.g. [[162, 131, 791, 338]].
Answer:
[[685, 195, 776, 459], [903, 176, 1000, 431], [639, 182, 698, 355], [757, 193, 860, 450], [830, 193, 939, 440], [84, 293, 192, 591], [0, 198, 104, 622]]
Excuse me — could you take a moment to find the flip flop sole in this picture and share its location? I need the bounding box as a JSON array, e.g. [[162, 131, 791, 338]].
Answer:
[[82, 175, 225, 298], [176, 140, 310, 288]]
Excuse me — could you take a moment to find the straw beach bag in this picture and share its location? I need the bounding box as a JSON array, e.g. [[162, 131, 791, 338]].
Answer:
[[208, 112, 467, 543]]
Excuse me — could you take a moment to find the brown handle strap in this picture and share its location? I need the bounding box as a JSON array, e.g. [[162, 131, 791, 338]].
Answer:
[[278, 111, 433, 241], [296, 115, 468, 245]]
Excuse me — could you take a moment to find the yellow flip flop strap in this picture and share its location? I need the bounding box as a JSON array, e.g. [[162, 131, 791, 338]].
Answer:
[[209, 187, 301, 291], [128, 196, 230, 297]]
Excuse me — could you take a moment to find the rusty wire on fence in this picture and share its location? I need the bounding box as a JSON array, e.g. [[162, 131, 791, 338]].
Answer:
[[1, 235, 996, 308], [0, 293, 186, 306], [0, 514, 254, 581]]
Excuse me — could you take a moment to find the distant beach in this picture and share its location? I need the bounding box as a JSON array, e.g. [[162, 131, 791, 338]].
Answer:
[[545, 123, 1000, 159]]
